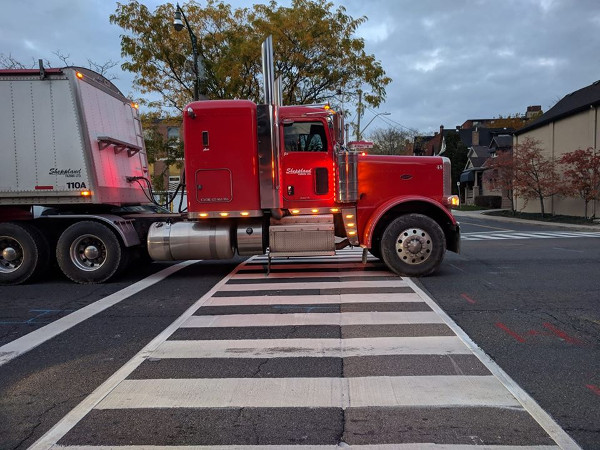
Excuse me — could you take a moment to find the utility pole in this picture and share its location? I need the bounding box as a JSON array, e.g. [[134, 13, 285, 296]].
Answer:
[[356, 90, 362, 141]]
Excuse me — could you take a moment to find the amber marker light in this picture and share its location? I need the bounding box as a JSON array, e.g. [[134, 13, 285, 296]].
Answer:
[[219, 212, 229, 217], [348, 231, 356, 236], [444, 195, 460, 207], [345, 214, 354, 219], [131, 102, 139, 109], [291, 209, 300, 214], [240, 211, 249, 216], [80, 190, 91, 197], [330, 208, 339, 213], [347, 223, 355, 227], [76, 71, 84, 79], [199, 213, 208, 218]]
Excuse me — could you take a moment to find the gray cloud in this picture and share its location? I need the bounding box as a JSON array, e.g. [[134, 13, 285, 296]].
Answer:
[[2, 0, 599, 133]]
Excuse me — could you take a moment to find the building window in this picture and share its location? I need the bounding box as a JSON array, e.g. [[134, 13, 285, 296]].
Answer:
[[167, 127, 180, 141], [168, 175, 181, 191]]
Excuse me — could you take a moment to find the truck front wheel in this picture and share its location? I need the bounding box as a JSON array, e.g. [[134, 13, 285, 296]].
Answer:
[[0, 222, 49, 285], [56, 221, 123, 284], [381, 214, 445, 277]]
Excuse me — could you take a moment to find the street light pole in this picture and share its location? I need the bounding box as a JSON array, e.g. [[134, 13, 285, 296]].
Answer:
[[173, 3, 202, 101], [359, 112, 390, 140]]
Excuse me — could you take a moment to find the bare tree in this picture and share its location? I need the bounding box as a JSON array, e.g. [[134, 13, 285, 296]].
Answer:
[[368, 127, 417, 155], [0, 50, 118, 80]]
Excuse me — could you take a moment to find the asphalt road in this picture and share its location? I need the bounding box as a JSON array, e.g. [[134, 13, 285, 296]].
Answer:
[[0, 214, 598, 449], [416, 211, 600, 449], [0, 258, 243, 450]]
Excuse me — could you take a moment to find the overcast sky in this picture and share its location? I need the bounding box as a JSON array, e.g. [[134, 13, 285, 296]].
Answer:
[[2, 0, 600, 135]]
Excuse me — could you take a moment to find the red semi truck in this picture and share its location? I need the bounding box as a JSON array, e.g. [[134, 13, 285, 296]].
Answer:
[[0, 43, 460, 285]]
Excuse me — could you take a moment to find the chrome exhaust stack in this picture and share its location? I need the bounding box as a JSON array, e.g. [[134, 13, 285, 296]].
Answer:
[[258, 36, 282, 211]]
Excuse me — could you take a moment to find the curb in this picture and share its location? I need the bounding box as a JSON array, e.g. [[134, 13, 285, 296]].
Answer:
[[451, 209, 600, 231]]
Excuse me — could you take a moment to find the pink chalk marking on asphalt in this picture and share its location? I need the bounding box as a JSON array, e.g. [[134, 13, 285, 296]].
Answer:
[[460, 293, 476, 304], [586, 384, 600, 396], [495, 322, 526, 343], [527, 330, 553, 336], [542, 322, 584, 345]]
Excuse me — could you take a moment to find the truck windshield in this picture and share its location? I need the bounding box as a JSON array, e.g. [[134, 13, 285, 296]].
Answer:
[[283, 121, 327, 152]]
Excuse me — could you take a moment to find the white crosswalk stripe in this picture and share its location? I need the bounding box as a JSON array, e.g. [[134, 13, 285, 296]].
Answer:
[[33, 251, 575, 449], [463, 231, 600, 241], [152, 336, 471, 359]]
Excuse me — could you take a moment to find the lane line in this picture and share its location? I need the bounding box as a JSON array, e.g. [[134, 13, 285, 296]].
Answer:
[[0, 261, 197, 367], [406, 278, 582, 450]]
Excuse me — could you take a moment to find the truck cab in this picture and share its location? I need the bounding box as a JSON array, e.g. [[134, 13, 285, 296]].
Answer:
[[148, 98, 459, 278]]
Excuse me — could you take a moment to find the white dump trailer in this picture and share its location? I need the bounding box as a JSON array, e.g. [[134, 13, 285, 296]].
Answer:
[[0, 66, 163, 285]]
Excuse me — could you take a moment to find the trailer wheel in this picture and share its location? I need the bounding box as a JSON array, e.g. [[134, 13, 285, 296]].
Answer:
[[0, 222, 49, 285], [56, 221, 123, 284], [381, 214, 445, 277]]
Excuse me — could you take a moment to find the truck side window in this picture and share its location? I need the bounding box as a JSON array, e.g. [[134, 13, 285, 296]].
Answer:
[[284, 121, 327, 152]]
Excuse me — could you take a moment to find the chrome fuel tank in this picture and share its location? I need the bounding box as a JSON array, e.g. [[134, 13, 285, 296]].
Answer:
[[147, 221, 235, 261]]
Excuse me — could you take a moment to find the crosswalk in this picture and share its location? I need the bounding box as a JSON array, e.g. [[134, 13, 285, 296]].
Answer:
[[462, 230, 600, 241], [34, 249, 577, 449]]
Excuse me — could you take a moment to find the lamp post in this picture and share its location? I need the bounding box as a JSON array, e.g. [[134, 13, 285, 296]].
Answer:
[[173, 3, 203, 101], [358, 112, 390, 140]]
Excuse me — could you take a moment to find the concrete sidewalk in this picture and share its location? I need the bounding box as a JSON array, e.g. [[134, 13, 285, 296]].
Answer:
[[451, 208, 600, 231]]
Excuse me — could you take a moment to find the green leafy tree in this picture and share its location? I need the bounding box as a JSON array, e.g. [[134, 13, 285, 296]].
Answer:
[[442, 132, 468, 194], [110, 0, 391, 111]]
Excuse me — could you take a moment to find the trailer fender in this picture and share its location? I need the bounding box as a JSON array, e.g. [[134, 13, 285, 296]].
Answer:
[[362, 196, 458, 250], [38, 214, 141, 247]]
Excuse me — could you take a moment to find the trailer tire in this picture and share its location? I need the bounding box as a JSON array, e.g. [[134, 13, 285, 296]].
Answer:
[[381, 214, 445, 277], [0, 222, 49, 285], [56, 221, 123, 284]]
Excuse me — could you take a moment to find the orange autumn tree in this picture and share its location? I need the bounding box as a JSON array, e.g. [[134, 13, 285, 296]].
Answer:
[[560, 147, 600, 219], [513, 138, 560, 217]]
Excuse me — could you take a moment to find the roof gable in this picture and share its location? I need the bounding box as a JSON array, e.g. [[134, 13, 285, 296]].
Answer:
[[516, 80, 600, 135]]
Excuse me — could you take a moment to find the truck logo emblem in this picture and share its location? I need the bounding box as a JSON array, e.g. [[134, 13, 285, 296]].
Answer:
[[286, 168, 311, 176], [49, 168, 83, 178]]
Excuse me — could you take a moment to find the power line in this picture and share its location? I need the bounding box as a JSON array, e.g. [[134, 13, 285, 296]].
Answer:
[[364, 106, 419, 133]]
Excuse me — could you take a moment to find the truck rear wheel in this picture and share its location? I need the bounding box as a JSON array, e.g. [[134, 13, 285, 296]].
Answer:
[[0, 222, 50, 285], [381, 214, 445, 277], [56, 221, 123, 284]]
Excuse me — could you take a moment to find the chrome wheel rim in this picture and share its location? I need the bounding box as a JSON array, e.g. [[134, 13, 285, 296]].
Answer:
[[395, 227, 433, 265], [70, 234, 107, 271], [0, 236, 23, 273]]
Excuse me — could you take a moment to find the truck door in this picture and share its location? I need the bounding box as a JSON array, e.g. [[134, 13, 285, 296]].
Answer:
[[281, 120, 334, 207]]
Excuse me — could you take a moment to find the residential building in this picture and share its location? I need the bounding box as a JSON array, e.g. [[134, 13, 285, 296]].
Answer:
[[514, 81, 600, 217], [143, 117, 185, 210]]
